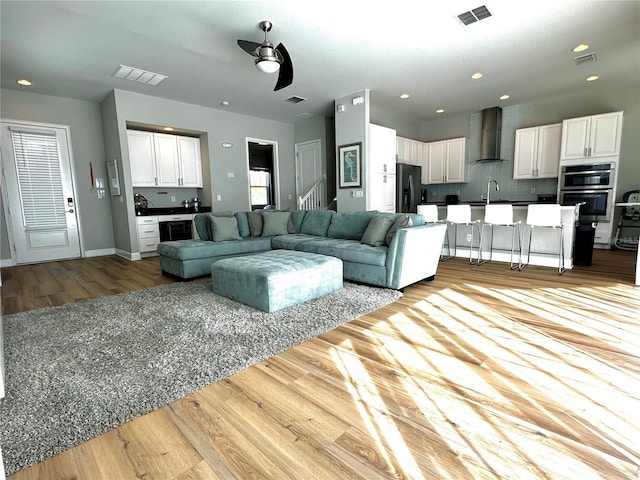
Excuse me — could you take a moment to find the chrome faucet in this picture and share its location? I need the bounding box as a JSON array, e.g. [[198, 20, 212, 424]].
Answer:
[[486, 179, 500, 205]]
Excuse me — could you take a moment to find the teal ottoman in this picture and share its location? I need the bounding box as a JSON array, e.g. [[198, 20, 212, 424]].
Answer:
[[211, 250, 343, 312]]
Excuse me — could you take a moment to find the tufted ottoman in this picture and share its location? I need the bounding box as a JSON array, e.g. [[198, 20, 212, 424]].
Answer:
[[211, 250, 343, 312]]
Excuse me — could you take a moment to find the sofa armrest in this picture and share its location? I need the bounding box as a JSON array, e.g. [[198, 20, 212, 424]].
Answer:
[[386, 223, 447, 289]]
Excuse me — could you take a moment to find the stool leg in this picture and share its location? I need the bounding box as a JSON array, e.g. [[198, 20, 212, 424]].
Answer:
[[558, 225, 566, 275], [468, 223, 474, 264], [518, 225, 532, 271], [509, 223, 521, 270]]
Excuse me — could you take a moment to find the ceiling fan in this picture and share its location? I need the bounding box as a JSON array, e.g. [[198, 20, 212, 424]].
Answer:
[[237, 20, 293, 91]]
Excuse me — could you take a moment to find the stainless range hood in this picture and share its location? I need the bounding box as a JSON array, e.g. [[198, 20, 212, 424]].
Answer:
[[477, 106, 503, 162]]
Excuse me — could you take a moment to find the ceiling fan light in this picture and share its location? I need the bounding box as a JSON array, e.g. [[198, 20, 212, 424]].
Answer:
[[255, 58, 280, 73]]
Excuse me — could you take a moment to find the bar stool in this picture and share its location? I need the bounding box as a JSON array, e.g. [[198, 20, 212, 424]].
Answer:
[[417, 204, 440, 223], [477, 204, 521, 269], [519, 204, 566, 275], [442, 204, 480, 263]]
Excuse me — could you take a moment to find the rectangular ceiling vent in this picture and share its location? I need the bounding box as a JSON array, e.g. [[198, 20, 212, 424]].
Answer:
[[457, 5, 492, 26], [574, 53, 598, 65], [113, 65, 167, 86], [285, 95, 307, 104]]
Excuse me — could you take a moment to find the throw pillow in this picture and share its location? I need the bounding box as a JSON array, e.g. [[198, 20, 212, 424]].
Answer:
[[247, 211, 263, 237], [234, 212, 251, 238], [209, 216, 241, 242], [290, 210, 307, 233], [300, 210, 334, 236], [385, 214, 413, 246], [361, 214, 395, 247], [262, 211, 291, 236]]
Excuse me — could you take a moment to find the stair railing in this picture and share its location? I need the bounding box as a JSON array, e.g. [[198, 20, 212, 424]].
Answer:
[[298, 174, 327, 210]]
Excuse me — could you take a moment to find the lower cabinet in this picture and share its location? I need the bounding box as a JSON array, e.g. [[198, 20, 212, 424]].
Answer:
[[136, 216, 160, 254], [368, 173, 396, 213]]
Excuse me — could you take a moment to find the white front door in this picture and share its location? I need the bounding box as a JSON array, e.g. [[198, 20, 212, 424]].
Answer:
[[0, 120, 81, 264], [295, 139, 322, 200]]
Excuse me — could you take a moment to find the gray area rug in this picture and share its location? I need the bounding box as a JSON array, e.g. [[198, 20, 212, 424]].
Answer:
[[0, 278, 402, 475]]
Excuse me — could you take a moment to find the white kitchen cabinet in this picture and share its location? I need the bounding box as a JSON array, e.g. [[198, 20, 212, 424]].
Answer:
[[369, 124, 397, 212], [513, 123, 562, 179], [396, 136, 426, 167], [128, 130, 202, 187], [128, 130, 157, 187], [136, 216, 160, 254], [427, 137, 466, 184], [560, 111, 623, 160]]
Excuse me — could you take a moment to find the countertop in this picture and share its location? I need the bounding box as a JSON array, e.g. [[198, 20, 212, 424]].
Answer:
[[422, 201, 555, 207], [137, 206, 212, 216]]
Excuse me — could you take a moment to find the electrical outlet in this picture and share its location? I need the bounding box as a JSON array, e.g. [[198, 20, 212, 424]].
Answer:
[[216, 194, 222, 201], [171, 196, 176, 203], [466, 233, 472, 242], [531, 187, 536, 193]]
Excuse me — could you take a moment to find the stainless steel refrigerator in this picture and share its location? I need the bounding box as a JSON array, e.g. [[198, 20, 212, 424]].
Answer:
[[396, 163, 422, 213]]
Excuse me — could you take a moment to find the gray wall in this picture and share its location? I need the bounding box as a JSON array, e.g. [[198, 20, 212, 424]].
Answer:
[[1, 89, 115, 261], [334, 89, 369, 212], [417, 84, 640, 204], [103, 89, 296, 255]]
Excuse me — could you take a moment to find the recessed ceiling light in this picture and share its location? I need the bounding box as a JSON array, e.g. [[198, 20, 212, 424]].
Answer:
[[17, 79, 32, 86], [163, 127, 174, 131], [220, 101, 230, 106], [471, 72, 483, 80], [400, 93, 410, 99], [499, 94, 510, 100], [436, 108, 445, 114], [573, 43, 590, 53], [586, 75, 599, 82]]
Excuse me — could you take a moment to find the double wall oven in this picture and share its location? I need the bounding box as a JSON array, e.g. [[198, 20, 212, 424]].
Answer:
[[559, 161, 616, 222]]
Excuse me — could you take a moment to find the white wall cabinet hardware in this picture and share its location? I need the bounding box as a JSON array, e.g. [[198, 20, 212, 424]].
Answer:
[[513, 123, 562, 179], [128, 130, 202, 187], [427, 137, 466, 184], [560, 111, 623, 160], [369, 124, 397, 212], [136, 216, 160, 253]]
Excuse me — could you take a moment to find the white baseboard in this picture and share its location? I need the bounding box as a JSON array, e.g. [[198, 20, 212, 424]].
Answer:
[[0, 258, 13, 268], [84, 248, 116, 258], [115, 249, 141, 261]]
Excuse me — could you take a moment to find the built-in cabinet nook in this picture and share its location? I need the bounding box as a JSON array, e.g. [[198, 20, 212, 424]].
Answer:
[[396, 135, 467, 185]]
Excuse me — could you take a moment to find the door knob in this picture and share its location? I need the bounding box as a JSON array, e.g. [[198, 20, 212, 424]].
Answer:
[[67, 209, 74, 213]]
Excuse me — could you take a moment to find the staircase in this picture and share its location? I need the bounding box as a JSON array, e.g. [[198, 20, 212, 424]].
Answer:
[[298, 174, 330, 210]]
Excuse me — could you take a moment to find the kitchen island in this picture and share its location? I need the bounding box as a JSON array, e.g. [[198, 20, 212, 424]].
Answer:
[[420, 203, 579, 270]]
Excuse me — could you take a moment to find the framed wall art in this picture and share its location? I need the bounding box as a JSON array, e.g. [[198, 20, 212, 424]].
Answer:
[[338, 142, 362, 188]]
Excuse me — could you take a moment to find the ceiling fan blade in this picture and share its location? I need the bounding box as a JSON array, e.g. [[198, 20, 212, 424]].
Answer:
[[237, 39, 260, 56], [274, 43, 293, 91]]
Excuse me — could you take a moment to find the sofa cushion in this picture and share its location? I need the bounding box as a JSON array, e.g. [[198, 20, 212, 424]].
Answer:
[[361, 214, 395, 247], [327, 211, 377, 240], [262, 211, 291, 236], [234, 212, 251, 238], [247, 211, 263, 237], [290, 210, 307, 233], [271, 233, 317, 250], [193, 212, 233, 240], [297, 237, 388, 267], [300, 210, 334, 237], [209, 216, 242, 242], [157, 237, 271, 260], [385, 214, 413, 246]]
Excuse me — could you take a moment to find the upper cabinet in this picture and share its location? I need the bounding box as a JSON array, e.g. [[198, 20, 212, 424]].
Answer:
[[513, 123, 562, 180], [427, 137, 466, 184], [128, 130, 202, 188], [560, 111, 623, 160]]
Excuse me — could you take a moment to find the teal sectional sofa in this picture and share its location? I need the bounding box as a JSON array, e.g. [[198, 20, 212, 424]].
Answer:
[[157, 209, 447, 290]]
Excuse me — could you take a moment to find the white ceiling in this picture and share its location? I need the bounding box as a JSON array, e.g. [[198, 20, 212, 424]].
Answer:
[[1, 1, 639, 126]]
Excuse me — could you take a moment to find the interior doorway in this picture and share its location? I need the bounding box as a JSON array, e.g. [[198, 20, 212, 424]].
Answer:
[[0, 119, 82, 264], [295, 139, 322, 201], [246, 139, 279, 210]]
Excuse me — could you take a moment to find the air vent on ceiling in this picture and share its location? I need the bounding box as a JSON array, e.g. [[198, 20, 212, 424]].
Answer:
[[285, 95, 307, 104], [113, 65, 167, 86], [457, 5, 492, 26], [296, 113, 315, 119], [574, 53, 598, 65]]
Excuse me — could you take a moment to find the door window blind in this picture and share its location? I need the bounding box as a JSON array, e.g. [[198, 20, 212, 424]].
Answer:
[[10, 129, 66, 230]]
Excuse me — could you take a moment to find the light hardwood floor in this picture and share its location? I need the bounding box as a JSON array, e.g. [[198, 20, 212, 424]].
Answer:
[[2, 250, 639, 479]]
